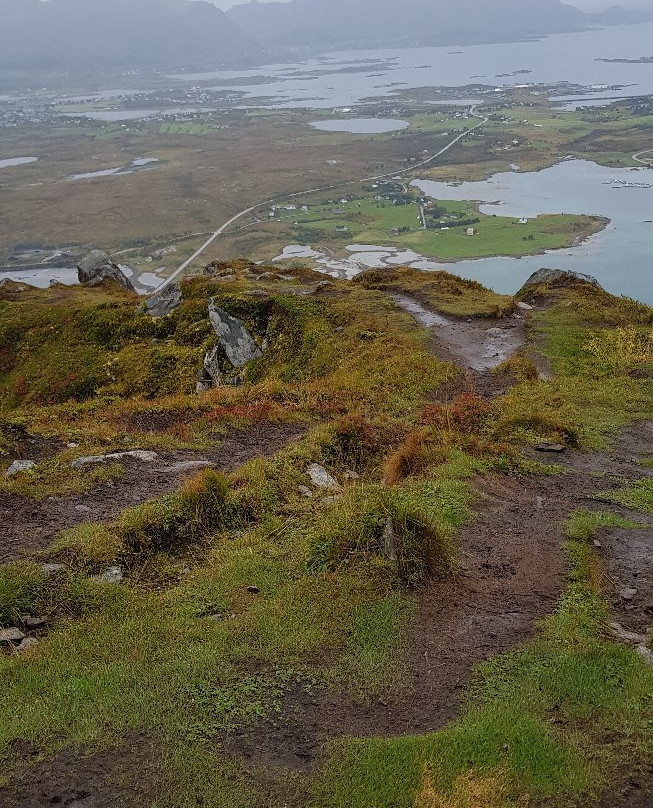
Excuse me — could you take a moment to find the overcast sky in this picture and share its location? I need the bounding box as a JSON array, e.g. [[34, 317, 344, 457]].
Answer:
[[205, 0, 653, 9]]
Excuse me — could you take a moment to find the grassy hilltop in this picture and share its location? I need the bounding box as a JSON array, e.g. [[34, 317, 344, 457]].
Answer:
[[0, 264, 651, 807]]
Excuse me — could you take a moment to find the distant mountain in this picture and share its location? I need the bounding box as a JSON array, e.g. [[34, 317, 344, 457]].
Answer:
[[0, 0, 258, 73], [228, 0, 592, 49], [592, 4, 653, 24]]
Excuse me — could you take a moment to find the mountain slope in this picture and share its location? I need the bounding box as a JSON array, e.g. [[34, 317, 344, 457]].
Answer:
[[0, 0, 258, 72], [228, 0, 589, 48]]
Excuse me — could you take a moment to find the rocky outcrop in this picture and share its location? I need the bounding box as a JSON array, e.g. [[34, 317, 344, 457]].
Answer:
[[208, 300, 263, 367], [518, 268, 603, 296], [197, 300, 264, 391], [145, 283, 181, 317], [77, 250, 136, 292]]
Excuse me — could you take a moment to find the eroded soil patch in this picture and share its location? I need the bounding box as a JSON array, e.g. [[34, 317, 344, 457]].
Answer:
[[391, 293, 525, 398], [219, 435, 653, 775], [0, 736, 159, 808], [0, 422, 306, 563]]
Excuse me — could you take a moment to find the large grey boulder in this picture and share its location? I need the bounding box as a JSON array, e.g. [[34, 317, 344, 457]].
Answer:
[[208, 299, 263, 368], [145, 283, 181, 317], [520, 268, 603, 292], [77, 250, 136, 292]]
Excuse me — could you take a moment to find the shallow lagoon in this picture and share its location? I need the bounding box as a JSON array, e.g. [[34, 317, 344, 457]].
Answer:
[[276, 160, 653, 303], [0, 157, 38, 169], [413, 160, 653, 303]]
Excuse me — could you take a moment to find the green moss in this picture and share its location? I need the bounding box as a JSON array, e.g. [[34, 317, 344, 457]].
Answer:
[[597, 478, 653, 515]]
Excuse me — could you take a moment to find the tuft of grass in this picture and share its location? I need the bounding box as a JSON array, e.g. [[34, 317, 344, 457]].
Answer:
[[305, 477, 469, 586], [564, 510, 643, 542], [0, 562, 126, 627], [354, 267, 514, 318]]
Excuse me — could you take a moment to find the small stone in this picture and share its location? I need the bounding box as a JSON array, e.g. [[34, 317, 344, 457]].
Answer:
[[0, 628, 26, 645], [308, 463, 342, 491], [40, 563, 65, 575], [382, 518, 399, 571], [593, 540, 602, 549], [534, 443, 566, 453], [247, 586, 260, 594], [297, 485, 313, 498], [21, 616, 46, 629], [516, 301, 534, 311], [320, 495, 343, 506], [75, 505, 92, 513], [67, 442, 80, 449], [608, 622, 645, 644], [343, 469, 360, 480], [17, 637, 39, 653], [5, 460, 36, 478], [536, 496, 544, 510], [636, 645, 653, 665], [92, 566, 124, 584], [619, 588, 638, 602]]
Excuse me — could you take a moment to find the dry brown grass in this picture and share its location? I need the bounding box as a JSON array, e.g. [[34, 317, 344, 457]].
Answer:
[[383, 429, 434, 486], [415, 767, 514, 808]]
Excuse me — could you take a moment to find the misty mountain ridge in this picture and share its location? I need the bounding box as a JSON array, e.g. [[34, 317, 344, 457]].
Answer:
[[0, 0, 258, 72], [1, 0, 652, 76], [228, 0, 648, 49]]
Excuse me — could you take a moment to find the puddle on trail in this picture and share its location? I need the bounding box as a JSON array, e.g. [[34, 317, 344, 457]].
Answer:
[[391, 294, 524, 372]]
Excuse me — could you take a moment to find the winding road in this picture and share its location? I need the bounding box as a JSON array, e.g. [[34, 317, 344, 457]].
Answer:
[[633, 150, 653, 167], [157, 109, 487, 291]]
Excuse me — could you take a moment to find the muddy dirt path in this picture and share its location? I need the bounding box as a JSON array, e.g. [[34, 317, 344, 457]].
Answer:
[[225, 427, 653, 772], [391, 293, 527, 399], [0, 423, 305, 564], [391, 294, 525, 372], [222, 303, 653, 778]]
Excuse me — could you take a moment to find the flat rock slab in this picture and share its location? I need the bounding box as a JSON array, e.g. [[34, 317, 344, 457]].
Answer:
[[72, 451, 159, 469], [156, 460, 215, 475], [145, 283, 181, 317], [0, 628, 26, 645], [5, 459, 36, 477]]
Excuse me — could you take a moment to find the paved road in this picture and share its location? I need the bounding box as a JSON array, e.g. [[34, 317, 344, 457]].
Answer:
[[157, 109, 487, 291]]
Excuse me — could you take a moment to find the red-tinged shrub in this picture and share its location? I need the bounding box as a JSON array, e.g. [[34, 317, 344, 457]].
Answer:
[[422, 393, 491, 433]]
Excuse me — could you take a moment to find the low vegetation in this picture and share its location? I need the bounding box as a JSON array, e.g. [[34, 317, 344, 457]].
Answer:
[[0, 265, 651, 806]]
